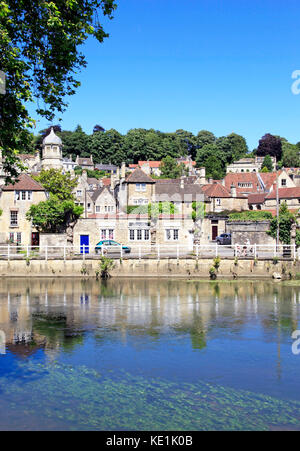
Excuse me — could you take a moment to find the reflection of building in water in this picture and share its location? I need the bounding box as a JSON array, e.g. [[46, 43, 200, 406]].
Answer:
[[0, 330, 5, 354], [0, 278, 299, 357]]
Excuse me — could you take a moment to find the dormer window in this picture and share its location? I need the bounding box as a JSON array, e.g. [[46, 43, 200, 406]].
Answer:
[[136, 183, 146, 192]]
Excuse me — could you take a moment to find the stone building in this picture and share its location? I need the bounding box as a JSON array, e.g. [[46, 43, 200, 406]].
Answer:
[[202, 182, 248, 213], [0, 174, 47, 246], [41, 128, 63, 170], [75, 155, 94, 171]]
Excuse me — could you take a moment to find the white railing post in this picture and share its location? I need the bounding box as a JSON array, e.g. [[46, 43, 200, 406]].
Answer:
[[157, 244, 160, 260], [196, 244, 199, 259], [83, 245, 85, 261], [120, 244, 123, 258], [7, 244, 10, 261], [26, 245, 29, 258], [139, 245, 141, 260], [293, 243, 296, 260], [235, 244, 237, 257], [254, 243, 257, 259], [274, 243, 277, 257], [63, 245, 66, 261], [177, 244, 179, 260], [216, 243, 218, 257], [45, 245, 48, 261]]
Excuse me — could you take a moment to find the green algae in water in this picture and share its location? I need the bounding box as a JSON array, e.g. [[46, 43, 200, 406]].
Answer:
[[0, 361, 300, 431]]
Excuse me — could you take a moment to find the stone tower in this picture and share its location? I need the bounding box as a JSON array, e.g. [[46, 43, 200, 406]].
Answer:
[[41, 127, 63, 170]]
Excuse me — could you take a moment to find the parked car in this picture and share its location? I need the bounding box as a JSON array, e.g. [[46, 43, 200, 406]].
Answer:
[[216, 233, 231, 245], [95, 240, 131, 254]]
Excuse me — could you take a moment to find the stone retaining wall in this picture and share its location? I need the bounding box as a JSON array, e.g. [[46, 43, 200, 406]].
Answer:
[[0, 257, 298, 279]]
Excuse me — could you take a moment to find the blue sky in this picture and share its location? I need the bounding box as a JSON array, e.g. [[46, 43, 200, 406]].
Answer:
[[30, 0, 300, 150]]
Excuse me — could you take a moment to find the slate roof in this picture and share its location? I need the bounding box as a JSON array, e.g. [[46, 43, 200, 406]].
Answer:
[[2, 174, 45, 191], [155, 182, 207, 202]]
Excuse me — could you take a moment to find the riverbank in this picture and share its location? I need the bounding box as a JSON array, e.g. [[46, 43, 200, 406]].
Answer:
[[0, 257, 299, 278]]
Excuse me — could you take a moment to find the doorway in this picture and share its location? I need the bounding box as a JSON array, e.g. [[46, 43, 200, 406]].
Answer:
[[80, 235, 89, 254], [31, 232, 39, 246]]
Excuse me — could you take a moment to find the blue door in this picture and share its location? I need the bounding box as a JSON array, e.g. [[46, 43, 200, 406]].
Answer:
[[80, 235, 89, 254]]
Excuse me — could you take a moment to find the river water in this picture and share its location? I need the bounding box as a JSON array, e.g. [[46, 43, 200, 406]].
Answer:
[[0, 277, 299, 430]]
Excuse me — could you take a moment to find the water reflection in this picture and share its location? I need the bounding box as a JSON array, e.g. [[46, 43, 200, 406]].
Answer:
[[0, 278, 299, 359], [1, 278, 300, 430]]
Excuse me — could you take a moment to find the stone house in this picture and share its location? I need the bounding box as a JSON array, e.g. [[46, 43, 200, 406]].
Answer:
[[90, 186, 117, 216], [121, 168, 156, 209], [75, 155, 94, 171], [0, 174, 47, 246], [202, 182, 248, 213], [264, 187, 300, 212]]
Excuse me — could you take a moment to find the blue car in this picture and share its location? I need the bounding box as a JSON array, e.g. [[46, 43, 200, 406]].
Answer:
[[95, 240, 131, 254]]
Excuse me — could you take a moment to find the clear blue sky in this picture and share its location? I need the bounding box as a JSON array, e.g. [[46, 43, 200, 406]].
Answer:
[[30, 0, 300, 150]]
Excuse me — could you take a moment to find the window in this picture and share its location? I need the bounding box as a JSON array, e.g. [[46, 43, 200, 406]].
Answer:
[[16, 233, 21, 244], [166, 229, 179, 241], [216, 198, 221, 206], [77, 190, 82, 197], [109, 229, 114, 239], [10, 211, 18, 227], [96, 206, 100, 213], [21, 191, 26, 200], [15, 191, 20, 200], [281, 179, 286, 186], [136, 183, 146, 192], [27, 191, 32, 201], [101, 229, 114, 240], [9, 233, 14, 242], [101, 229, 107, 240], [87, 203, 91, 211], [129, 229, 150, 241]]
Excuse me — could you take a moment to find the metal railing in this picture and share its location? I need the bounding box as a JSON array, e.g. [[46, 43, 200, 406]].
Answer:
[[0, 243, 298, 261]]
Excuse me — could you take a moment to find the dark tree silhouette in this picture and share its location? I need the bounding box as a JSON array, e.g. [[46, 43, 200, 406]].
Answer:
[[257, 134, 282, 160], [93, 124, 105, 134]]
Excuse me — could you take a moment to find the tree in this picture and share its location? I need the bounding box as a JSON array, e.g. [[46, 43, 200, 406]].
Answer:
[[204, 154, 225, 180], [88, 128, 125, 164], [216, 133, 248, 164], [33, 169, 78, 201], [93, 124, 105, 134], [257, 134, 282, 160], [195, 130, 216, 149], [281, 142, 300, 168], [261, 155, 273, 172], [160, 156, 182, 179], [268, 202, 296, 244], [26, 196, 83, 233], [195, 143, 226, 179], [0, 1, 117, 180]]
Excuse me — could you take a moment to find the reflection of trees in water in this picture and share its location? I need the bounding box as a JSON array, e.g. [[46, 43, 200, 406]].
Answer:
[[0, 279, 300, 354]]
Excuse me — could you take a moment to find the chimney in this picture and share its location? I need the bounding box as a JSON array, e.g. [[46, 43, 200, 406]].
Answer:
[[110, 175, 114, 191], [121, 162, 126, 179], [231, 184, 237, 198], [82, 170, 87, 180], [180, 177, 184, 189], [198, 167, 206, 185]]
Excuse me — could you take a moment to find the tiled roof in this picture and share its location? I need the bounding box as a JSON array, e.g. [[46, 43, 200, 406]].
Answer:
[[18, 153, 37, 160], [126, 168, 155, 183], [91, 187, 107, 202], [248, 193, 266, 204], [224, 173, 263, 195], [202, 183, 232, 198], [138, 161, 161, 168], [77, 157, 93, 165], [2, 174, 45, 191], [266, 187, 300, 200]]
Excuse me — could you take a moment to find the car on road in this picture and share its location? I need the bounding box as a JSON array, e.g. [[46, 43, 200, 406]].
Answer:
[[95, 240, 131, 254], [216, 233, 231, 245]]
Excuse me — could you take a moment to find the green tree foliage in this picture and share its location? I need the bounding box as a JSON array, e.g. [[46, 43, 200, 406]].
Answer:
[[33, 169, 78, 200], [26, 196, 83, 233], [127, 202, 178, 218], [0, 1, 117, 180], [160, 156, 183, 179], [268, 202, 296, 244], [216, 133, 248, 164], [229, 211, 273, 221], [261, 155, 273, 172], [281, 142, 300, 168], [88, 128, 125, 164]]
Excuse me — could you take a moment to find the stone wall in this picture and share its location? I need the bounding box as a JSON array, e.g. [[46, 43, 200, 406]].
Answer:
[[226, 221, 275, 245], [0, 257, 298, 279]]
